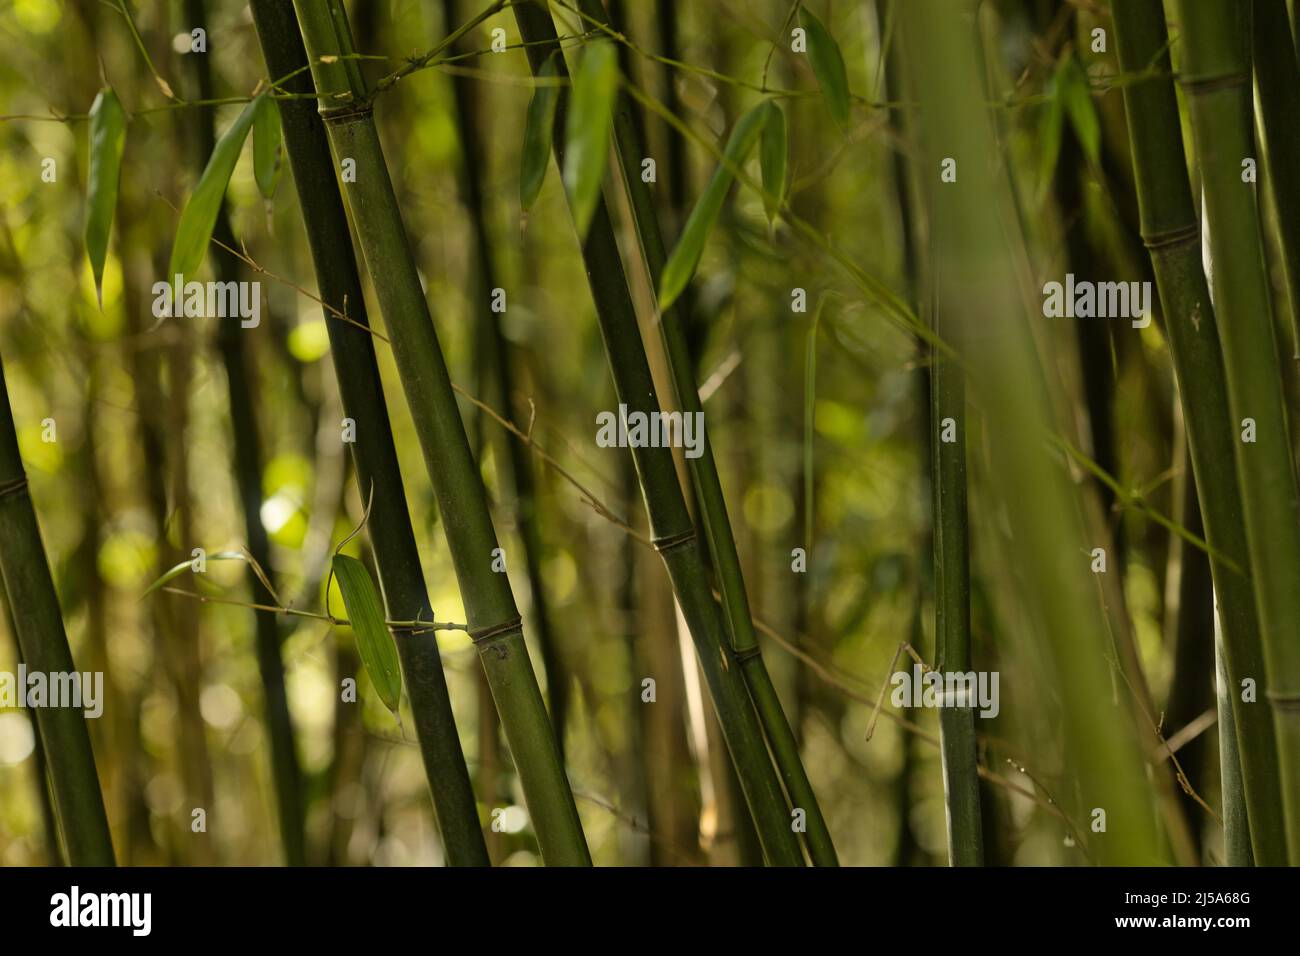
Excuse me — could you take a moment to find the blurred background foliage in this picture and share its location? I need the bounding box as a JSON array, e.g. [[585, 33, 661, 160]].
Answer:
[[0, 0, 1277, 866]]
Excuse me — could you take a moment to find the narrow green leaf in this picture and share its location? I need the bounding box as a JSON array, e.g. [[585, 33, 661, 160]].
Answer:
[[168, 94, 262, 280], [562, 40, 619, 238], [799, 7, 851, 128], [140, 550, 249, 598], [658, 103, 769, 311], [1059, 55, 1100, 167], [253, 95, 282, 200], [520, 52, 561, 212], [759, 100, 787, 224], [1037, 77, 1064, 194], [84, 87, 127, 309], [332, 554, 403, 715]]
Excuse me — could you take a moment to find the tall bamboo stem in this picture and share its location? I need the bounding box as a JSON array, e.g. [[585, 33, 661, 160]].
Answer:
[[566, 0, 836, 866], [1168, 0, 1300, 862], [290, 0, 589, 866], [249, 0, 489, 866], [902, 0, 1164, 865], [0, 355, 116, 866], [510, 0, 804, 866], [1112, 0, 1286, 864]]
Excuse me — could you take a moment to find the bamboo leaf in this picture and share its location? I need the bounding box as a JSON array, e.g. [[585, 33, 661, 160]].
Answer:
[[520, 52, 561, 212], [759, 100, 787, 224], [1059, 55, 1100, 167], [658, 103, 768, 310], [140, 550, 249, 598], [332, 554, 403, 715], [253, 94, 282, 200], [799, 7, 851, 128], [84, 87, 127, 309], [167, 94, 262, 279], [1037, 77, 1064, 193], [562, 40, 619, 238]]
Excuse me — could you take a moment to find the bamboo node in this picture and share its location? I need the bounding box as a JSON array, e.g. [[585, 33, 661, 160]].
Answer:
[[321, 102, 375, 126], [468, 615, 523, 646], [1142, 222, 1200, 251], [651, 528, 696, 555], [1266, 690, 1300, 712], [0, 474, 29, 501], [1176, 71, 1250, 95]]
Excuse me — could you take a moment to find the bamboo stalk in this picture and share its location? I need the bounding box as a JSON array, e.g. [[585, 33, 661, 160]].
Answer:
[[510, 0, 804, 866], [1217, 627, 1255, 864], [249, 0, 489, 867], [567, 0, 836, 865], [1112, 0, 1286, 864], [289, 0, 590, 866], [902, 0, 1164, 865], [1168, 0, 1300, 862], [439, 0, 569, 755], [1253, 0, 1300, 358], [0, 354, 116, 866], [930, 294, 984, 866]]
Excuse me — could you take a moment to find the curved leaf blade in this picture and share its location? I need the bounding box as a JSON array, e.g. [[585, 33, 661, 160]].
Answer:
[[332, 554, 403, 715], [1059, 56, 1100, 168], [658, 103, 768, 311], [800, 7, 851, 128], [253, 95, 282, 200], [759, 100, 787, 224], [140, 550, 249, 599], [562, 40, 619, 238], [84, 88, 127, 309], [520, 52, 561, 212], [167, 94, 261, 280]]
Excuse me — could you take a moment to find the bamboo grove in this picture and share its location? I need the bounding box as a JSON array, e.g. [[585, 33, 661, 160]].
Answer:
[[0, 0, 1298, 867]]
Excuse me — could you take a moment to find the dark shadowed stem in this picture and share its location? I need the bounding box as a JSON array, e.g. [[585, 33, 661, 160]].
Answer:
[[1253, 0, 1300, 358], [0, 355, 115, 866], [186, 0, 304, 866], [511, 0, 804, 866], [250, 0, 490, 866], [291, 0, 589, 866]]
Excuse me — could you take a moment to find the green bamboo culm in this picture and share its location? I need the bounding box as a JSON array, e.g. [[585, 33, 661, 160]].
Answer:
[[902, 0, 1165, 865], [1111, 0, 1286, 864], [1253, 0, 1300, 358], [184, 0, 305, 866], [929, 278, 983, 866], [247, 0, 488, 866], [0, 356, 116, 866], [569, 0, 837, 866], [511, 0, 804, 867], [1216, 628, 1255, 864], [1170, 0, 1300, 863], [439, 0, 570, 756], [289, 0, 590, 866]]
